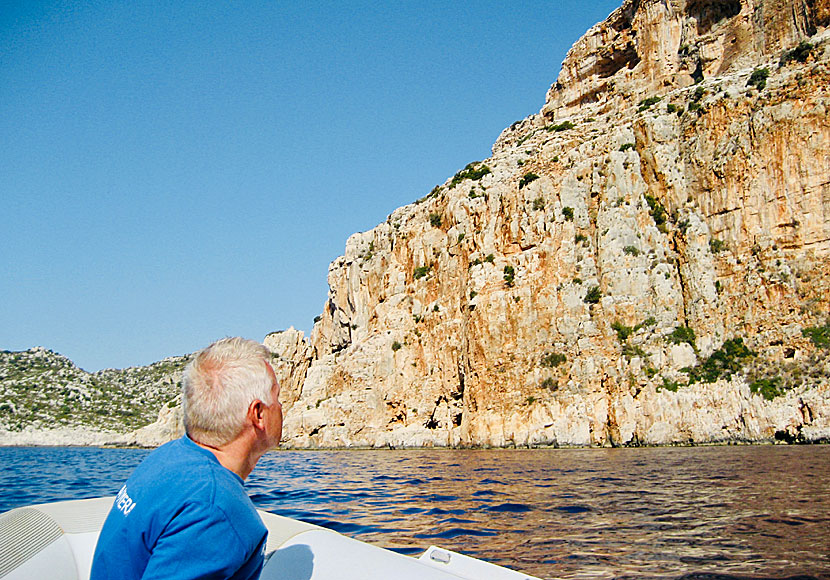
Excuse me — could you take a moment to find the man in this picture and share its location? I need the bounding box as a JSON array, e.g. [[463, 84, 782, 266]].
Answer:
[[91, 337, 283, 580]]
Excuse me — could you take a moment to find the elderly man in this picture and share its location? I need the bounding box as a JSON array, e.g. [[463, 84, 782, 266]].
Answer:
[[91, 337, 282, 580]]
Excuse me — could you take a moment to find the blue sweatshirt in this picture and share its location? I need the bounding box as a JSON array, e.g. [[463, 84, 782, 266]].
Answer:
[[90, 436, 267, 580]]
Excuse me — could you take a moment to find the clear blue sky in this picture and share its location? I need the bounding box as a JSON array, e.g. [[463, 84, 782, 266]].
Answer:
[[2, 1, 621, 371]]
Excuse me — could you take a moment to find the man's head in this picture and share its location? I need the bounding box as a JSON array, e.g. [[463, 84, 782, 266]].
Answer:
[[183, 337, 281, 448]]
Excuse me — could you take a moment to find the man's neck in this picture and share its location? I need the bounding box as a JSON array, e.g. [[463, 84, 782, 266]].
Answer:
[[192, 435, 262, 480]]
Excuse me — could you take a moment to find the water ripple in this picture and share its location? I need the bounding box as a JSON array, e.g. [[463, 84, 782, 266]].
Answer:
[[2, 446, 829, 580]]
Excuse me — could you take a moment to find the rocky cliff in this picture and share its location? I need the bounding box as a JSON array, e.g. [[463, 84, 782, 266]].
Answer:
[[269, 0, 830, 448]]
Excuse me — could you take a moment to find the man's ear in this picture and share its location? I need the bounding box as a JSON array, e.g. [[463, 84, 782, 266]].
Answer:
[[248, 399, 266, 430]]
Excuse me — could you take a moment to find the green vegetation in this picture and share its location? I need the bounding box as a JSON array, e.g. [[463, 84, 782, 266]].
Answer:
[[666, 103, 678, 114], [519, 172, 540, 189], [688, 101, 702, 112], [645, 194, 668, 232], [657, 378, 680, 393], [623, 245, 640, 256], [584, 286, 602, 304], [532, 197, 545, 211], [612, 317, 655, 343], [540, 377, 558, 390], [0, 348, 188, 433], [546, 121, 575, 132], [484, 254, 495, 263], [638, 96, 662, 112], [781, 41, 814, 65], [503, 265, 515, 287], [749, 377, 785, 401], [622, 344, 648, 359], [619, 143, 635, 152], [469, 290, 478, 300], [429, 213, 442, 227], [802, 323, 830, 349], [541, 352, 567, 368], [668, 325, 696, 349], [562, 206, 574, 221], [449, 162, 491, 188], [612, 321, 634, 342], [682, 338, 754, 384], [575, 233, 588, 244], [709, 238, 726, 253], [747, 67, 770, 90], [391, 341, 402, 352], [413, 264, 432, 280]]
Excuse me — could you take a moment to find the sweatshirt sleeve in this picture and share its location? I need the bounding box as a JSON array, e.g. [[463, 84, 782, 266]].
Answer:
[[140, 501, 265, 580]]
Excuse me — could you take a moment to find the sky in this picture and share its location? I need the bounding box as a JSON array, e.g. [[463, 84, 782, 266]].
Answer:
[[2, 1, 622, 371]]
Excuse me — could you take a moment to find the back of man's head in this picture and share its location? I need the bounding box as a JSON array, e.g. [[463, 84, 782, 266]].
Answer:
[[183, 337, 273, 447]]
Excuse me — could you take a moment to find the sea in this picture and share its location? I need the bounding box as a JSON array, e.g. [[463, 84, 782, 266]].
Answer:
[[1, 444, 828, 580]]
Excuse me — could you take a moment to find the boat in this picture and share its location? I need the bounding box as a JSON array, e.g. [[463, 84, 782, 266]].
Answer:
[[0, 497, 541, 579]]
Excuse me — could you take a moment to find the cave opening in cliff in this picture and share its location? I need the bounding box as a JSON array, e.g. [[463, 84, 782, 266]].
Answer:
[[687, 0, 742, 34]]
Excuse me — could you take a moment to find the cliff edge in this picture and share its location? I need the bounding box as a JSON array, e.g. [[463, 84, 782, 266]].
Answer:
[[271, 0, 830, 447]]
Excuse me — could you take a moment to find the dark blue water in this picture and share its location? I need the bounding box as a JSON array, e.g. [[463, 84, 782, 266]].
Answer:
[[1, 445, 829, 580]]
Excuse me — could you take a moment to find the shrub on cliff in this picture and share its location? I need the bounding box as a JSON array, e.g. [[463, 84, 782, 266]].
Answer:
[[545, 121, 574, 132], [802, 323, 830, 349], [749, 376, 785, 400], [541, 352, 566, 368], [638, 96, 661, 112], [612, 321, 634, 342], [449, 162, 491, 188], [540, 377, 557, 390], [780, 41, 814, 65], [503, 265, 515, 287], [622, 343, 648, 359], [519, 172, 539, 189], [747, 67, 770, 90], [584, 286, 601, 304], [645, 194, 667, 231], [612, 318, 655, 343], [669, 326, 696, 349], [710, 238, 726, 253], [657, 378, 680, 393], [682, 338, 755, 384], [429, 213, 442, 227]]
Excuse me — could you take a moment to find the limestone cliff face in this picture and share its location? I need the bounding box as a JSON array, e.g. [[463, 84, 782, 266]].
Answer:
[[271, 0, 830, 448]]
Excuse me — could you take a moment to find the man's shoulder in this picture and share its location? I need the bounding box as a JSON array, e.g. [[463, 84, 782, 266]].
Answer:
[[128, 438, 210, 487], [132, 437, 264, 531]]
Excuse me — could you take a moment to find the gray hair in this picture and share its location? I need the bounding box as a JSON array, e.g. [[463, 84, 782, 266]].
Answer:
[[183, 337, 273, 447]]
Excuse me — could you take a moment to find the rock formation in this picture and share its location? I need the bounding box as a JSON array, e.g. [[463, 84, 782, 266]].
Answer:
[[268, 0, 830, 447]]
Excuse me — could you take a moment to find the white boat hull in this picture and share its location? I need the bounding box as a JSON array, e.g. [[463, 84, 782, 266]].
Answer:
[[0, 497, 540, 579]]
